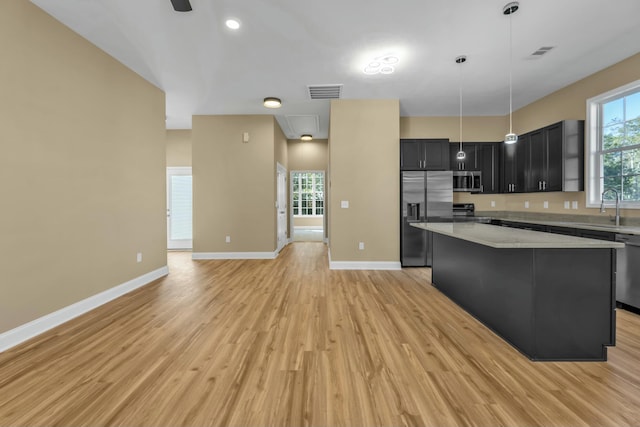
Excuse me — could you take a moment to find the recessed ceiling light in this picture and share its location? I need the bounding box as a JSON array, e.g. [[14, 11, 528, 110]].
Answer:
[[263, 97, 282, 108], [225, 19, 240, 30]]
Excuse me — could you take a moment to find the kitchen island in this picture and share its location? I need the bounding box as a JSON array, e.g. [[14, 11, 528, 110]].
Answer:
[[412, 222, 624, 361]]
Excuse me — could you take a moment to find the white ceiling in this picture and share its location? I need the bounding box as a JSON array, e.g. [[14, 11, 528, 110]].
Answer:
[[31, 0, 640, 139]]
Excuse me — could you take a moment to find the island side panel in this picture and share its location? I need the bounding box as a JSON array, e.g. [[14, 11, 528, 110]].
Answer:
[[533, 248, 615, 361], [431, 233, 536, 357]]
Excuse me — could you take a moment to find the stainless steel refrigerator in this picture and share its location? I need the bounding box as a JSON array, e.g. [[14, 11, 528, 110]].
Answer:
[[401, 171, 453, 267]]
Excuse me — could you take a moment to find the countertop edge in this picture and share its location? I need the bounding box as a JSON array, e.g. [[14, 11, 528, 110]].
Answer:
[[411, 222, 625, 249]]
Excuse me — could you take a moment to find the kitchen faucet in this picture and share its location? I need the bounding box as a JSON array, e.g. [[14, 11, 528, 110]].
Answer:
[[600, 188, 620, 226]]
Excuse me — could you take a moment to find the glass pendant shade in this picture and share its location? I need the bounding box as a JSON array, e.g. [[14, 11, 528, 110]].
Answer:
[[505, 133, 518, 144]]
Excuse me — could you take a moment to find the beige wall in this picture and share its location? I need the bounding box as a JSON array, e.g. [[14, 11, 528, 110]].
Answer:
[[166, 130, 192, 167], [512, 53, 640, 134], [0, 1, 167, 334], [288, 139, 329, 171], [293, 217, 324, 227], [329, 100, 400, 262], [192, 115, 276, 253], [400, 116, 507, 141], [274, 122, 288, 168]]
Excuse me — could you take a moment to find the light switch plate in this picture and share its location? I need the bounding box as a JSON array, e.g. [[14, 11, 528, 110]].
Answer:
[[341, 200, 349, 208], [491, 200, 496, 208], [358, 242, 364, 250], [524, 201, 530, 209], [564, 201, 570, 209], [544, 201, 549, 209], [572, 201, 579, 209], [225, 236, 231, 243]]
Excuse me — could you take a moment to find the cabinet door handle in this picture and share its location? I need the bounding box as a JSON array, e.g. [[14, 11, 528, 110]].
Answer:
[[543, 181, 547, 190], [539, 181, 542, 190]]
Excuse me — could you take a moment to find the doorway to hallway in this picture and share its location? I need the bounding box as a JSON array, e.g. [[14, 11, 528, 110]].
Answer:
[[167, 167, 192, 250], [291, 171, 324, 242]]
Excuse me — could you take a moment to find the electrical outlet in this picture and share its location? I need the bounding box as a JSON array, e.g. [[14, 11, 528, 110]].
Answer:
[[524, 201, 530, 209], [341, 200, 349, 208], [358, 242, 364, 250], [491, 200, 496, 208], [564, 201, 570, 209], [543, 201, 549, 209], [225, 236, 231, 243], [136, 252, 142, 263]]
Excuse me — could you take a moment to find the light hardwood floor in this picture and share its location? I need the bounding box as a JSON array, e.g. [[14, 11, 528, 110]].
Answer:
[[1, 242, 640, 426]]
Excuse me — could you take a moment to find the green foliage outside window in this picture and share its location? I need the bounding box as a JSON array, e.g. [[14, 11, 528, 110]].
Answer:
[[292, 172, 324, 215], [600, 91, 640, 201]]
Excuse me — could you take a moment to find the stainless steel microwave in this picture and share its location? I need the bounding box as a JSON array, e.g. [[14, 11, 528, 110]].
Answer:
[[453, 170, 482, 192]]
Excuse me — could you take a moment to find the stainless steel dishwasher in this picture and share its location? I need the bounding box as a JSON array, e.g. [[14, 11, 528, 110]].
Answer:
[[615, 234, 640, 311]]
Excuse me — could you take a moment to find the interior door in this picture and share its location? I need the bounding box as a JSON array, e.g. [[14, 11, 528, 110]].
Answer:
[[276, 163, 288, 253], [167, 167, 193, 250]]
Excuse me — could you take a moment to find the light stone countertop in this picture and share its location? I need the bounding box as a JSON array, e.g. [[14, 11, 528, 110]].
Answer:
[[488, 217, 640, 236], [412, 222, 625, 249]]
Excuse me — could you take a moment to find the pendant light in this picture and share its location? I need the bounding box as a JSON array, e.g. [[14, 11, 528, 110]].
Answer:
[[503, 1, 519, 144], [455, 55, 467, 161]]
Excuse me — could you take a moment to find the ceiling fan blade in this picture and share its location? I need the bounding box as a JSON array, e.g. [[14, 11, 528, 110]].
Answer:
[[170, 0, 192, 12]]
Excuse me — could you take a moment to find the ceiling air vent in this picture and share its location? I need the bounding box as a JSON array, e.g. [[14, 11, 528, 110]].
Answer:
[[530, 46, 555, 57], [307, 84, 343, 100]]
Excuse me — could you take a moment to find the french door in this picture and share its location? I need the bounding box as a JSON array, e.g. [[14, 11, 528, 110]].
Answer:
[[167, 167, 192, 249]]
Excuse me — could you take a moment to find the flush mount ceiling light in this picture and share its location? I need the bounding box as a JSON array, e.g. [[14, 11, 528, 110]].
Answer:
[[225, 19, 240, 30], [263, 97, 282, 108], [363, 55, 399, 75], [456, 55, 467, 161], [504, 1, 519, 144], [300, 134, 313, 141]]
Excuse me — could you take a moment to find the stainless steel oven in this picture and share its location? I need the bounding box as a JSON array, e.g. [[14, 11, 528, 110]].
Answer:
[[453, 170, 482, 192]]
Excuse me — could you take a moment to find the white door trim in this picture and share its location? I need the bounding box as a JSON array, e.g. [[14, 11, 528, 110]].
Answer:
[[276, 162, 288, 253]]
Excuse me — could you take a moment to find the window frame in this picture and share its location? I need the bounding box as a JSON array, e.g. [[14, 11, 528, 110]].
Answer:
[[586, 78, 640, 209], [291, 170, 325, 217]]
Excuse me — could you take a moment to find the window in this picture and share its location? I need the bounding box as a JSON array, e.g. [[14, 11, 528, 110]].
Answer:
[[587, 80, 640, 208], [292, 171, 324, 216]]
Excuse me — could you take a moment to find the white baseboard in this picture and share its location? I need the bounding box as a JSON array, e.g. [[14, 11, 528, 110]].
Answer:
[[192, 252, 277, 260], [327, 249, 401, 270], [329, 260, 402, 270], [0, 266, 169, 354]]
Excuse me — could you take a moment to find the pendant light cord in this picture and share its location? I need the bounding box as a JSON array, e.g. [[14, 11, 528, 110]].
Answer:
[[508, 9, 513, 134], [459, 62, 463, 153]]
